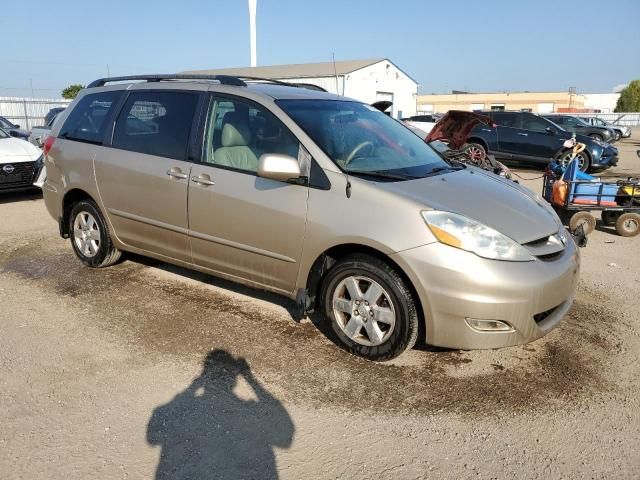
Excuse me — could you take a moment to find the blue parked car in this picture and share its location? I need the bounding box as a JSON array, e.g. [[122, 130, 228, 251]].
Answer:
[[464, 111, 618, 172]]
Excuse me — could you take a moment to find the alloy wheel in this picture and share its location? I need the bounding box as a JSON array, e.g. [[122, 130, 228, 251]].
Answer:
[[73, 211, 101, 258], [332, 275, 396, 346]]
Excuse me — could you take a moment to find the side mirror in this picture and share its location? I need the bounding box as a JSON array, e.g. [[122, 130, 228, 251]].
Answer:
[[546, 126, 556, 135], [257, 154, 301, 182], [14, 124, 20, 129]]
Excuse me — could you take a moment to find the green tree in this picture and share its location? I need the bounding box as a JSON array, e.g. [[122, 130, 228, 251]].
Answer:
[[614, 80, 640, 112], [61, 84, 85, 99]]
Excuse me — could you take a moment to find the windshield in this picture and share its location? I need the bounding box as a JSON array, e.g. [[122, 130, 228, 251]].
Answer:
[[277, 99, 452, 180], [0, 117, 14, 129]]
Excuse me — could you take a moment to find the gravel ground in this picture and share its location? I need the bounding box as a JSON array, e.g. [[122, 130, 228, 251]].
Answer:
[[1, 135, 639, 479]]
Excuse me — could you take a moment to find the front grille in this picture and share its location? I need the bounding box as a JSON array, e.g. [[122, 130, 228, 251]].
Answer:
[[0, 161, 36, 188], [534, 304, 561, 324], [523, 233, 565, 260], [536, 251, 564, 261]]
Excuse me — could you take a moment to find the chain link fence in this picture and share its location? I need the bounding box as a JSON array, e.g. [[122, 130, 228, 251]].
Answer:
[[0, 97, 72, 130]]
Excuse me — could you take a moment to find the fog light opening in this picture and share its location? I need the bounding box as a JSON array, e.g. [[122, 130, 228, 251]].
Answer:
[[465, 318, 514, 332]]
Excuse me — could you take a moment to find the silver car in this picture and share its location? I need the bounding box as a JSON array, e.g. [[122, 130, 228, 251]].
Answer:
[[579, 117, 632, 141], [41, 74, 580, 361]]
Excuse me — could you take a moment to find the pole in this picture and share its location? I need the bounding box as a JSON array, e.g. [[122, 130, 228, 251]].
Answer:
[[248, 0, 257, 67], [332, 52, 339, 95]]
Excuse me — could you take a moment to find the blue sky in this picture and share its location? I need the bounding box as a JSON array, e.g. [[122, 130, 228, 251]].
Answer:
[[2, 0, 639, 98]]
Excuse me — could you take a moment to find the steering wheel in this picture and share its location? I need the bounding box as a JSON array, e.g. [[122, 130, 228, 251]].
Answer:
[[345, 141, 375, 166]]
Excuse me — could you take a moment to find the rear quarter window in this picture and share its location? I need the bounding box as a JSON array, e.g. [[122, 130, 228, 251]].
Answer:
[[59, 91, 122, 144]]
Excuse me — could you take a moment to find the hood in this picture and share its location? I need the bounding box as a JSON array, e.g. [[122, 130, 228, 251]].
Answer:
[[10, 128, 30, 138], [425, 111, 493, 149], [0, 137, 41, 162], [378, 168, 560, 244]]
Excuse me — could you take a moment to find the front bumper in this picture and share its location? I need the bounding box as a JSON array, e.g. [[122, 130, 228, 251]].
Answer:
[[592, 145, 618, 170], [391, 239, 580, 349], [0, 160, 43, 192]]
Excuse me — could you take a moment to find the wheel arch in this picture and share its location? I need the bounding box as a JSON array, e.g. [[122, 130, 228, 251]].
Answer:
[[303, 243, 427, 344], [466, 136, 489, 152], [60, 188, 97, 238]]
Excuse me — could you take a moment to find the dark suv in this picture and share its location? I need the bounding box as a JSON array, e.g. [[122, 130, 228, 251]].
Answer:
[[542, 115, 615, 143], [466, 111, 618, 172]]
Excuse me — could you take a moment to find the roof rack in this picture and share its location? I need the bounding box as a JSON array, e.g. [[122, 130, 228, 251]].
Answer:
[[86, 74, 329, 93], [87, 74, 247, 88]]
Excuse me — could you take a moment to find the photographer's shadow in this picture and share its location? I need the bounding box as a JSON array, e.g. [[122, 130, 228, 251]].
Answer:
[[147, 350, 294, 479]]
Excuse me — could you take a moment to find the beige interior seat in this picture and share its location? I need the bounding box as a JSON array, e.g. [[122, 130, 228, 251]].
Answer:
[[213, 116, 259, 171]]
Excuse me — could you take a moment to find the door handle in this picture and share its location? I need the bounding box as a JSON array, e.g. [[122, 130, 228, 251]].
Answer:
[[191, 174, 215, 186], [517, 132, 529, 136], [481, 128, 493, 132], [167, 168, 188, 180]]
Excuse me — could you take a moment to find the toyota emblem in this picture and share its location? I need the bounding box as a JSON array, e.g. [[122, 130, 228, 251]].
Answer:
[[2, 164, 15, 174]]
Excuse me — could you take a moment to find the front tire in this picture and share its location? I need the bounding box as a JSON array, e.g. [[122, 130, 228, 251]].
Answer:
[[557, 150, 591, 172], [590, 133, 604, 142], [463, 142, 487, 163], [69, 200, 122, 267], [569, 211, 596, 235], [321, 254, 419, 361]]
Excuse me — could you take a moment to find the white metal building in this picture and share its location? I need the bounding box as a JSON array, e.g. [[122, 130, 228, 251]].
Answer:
[[583, 93, 620, 113], [185, 58, 419, 118]]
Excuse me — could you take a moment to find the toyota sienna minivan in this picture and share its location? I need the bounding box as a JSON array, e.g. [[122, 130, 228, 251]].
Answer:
[[41, 74, 580, 361]]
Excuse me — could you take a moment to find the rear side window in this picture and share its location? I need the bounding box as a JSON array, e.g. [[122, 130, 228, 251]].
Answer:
[[112, 91, 199, 160], [59, 91, 121, 144], [492, 112, 520, 128]]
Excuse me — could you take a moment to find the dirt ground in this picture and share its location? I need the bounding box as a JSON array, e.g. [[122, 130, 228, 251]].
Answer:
[[1, 134, 639, 479]]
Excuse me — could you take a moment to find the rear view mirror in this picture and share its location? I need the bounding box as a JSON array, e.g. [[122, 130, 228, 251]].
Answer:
[[258, 154, 301, 182]]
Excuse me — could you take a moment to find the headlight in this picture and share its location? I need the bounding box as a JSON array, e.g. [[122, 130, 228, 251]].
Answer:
[[422, 211, 534, 262], [34, 153, 44, 166]]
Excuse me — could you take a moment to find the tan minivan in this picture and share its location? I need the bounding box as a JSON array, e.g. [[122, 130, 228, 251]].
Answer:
[[41, 74, 580, 360]]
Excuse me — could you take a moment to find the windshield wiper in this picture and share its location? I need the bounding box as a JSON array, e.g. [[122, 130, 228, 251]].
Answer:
[[345, 169, 418, 181]]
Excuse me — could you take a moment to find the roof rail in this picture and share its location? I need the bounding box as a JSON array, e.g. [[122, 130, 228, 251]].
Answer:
[[86, 74, 329, 93], [86, 74, 247, 88], [237, 77, 328, 92]]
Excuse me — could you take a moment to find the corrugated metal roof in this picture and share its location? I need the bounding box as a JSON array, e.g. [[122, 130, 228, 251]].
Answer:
[[183, 58, 386, 79]]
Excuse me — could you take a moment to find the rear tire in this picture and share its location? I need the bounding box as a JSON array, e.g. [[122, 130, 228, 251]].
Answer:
[[589, 133, 604, 142], [569, 211, 596, 235], [69, 200, 122, 268], [615, 213, 640, 237], [613, 131, 621, 141], [321, 254, 419, 361]]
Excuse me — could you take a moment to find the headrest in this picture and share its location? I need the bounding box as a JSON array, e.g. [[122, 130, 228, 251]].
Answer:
[[221, 120, 251, 147]]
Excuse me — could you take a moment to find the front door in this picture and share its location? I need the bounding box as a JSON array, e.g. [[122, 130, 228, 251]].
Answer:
[[518, 113, 567, 161], [95, 90, 200, 261], [187, 95, 309, 294]]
